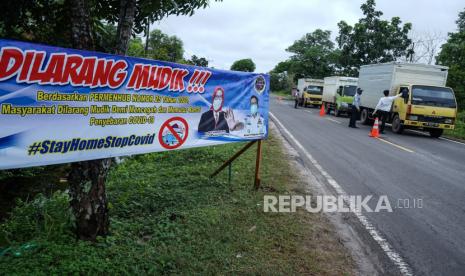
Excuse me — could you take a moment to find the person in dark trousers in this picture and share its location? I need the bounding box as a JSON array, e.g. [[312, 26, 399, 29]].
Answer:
[[373, 89, 402, 133], [294, 88, 300, 109], [349, 88, 363, 128]]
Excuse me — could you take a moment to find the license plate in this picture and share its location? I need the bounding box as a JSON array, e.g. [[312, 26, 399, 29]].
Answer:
[[425, 122, 439, 127]]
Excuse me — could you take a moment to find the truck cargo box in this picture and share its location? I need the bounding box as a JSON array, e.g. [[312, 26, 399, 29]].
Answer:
[[322, 76, 358, 104], [297, 78, 324, 93], [358, 62, 449, 109]]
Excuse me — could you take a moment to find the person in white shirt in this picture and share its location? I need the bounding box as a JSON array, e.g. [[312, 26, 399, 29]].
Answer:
[[293, 88, 301, 109], [373, 89, 402, 133], [349, 88, 363, 128], [244, 96, 266, 136]]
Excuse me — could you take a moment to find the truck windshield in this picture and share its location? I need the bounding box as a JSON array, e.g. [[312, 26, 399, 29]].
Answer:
[[411, 86, 456, 108], [343, 85, 357, 96], [305, 86, 323, 95]]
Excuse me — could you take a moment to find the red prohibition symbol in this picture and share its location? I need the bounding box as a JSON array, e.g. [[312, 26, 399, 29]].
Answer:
[[158, 117, 189, 150]]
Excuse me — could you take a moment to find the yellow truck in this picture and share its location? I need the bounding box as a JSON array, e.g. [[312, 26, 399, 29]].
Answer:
[[358, 62, 457, 138], [297, 78, 324, 107]]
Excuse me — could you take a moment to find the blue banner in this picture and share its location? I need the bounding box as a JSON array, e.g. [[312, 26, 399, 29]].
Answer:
[[0, 39, 269, 169]]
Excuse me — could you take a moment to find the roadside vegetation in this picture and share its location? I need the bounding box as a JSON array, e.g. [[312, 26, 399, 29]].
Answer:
[[271, 90, 293, 101], [0, 131, 354, 274], [445, 111, 465, 140]]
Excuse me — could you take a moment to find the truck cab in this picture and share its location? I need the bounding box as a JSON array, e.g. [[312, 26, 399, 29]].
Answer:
[[390, 85, 457, 137], [303, 84, 324, 107], [297, 78, 324, 107], [333, 85, 358, 117], [322, 76, 358, 117], [358, 62, 457, 138]]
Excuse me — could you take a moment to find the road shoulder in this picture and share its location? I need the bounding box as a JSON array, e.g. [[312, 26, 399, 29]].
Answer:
[[269, 119, 405, 275]]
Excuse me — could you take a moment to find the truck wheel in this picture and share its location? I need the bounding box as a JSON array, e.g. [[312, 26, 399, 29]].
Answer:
[[392, 114, 404, 134], [429, 129, 443, 138], [360, 109, 370, 125]]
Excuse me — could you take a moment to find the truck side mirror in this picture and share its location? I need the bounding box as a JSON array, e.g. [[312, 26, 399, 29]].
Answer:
[[337, 86, 343, 95]]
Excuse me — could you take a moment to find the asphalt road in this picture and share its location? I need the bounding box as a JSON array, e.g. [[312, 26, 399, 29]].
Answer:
[[270, 96, 465, 275]]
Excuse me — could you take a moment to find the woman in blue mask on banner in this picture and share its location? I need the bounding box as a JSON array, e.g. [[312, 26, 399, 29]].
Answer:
[[244, 96, 265, 136]]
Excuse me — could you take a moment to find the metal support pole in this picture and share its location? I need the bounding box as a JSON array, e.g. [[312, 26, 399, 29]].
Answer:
[[228, 163, 232, 185], [210, 140, 257, 177], [254, 140, 262, 190]]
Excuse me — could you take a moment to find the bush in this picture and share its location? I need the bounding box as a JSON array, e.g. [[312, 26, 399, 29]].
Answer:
[[0, 135, 354, 274], [0, 167, 45, 181], [0, 192, 73, 245]]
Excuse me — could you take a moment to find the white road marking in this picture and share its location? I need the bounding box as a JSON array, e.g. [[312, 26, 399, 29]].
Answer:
[[270, 112, 413, 276], [377, 138, 415, 153], [440, 136, 465, 145], [325, 117, 342, 124], [304, 110, 342, 124]]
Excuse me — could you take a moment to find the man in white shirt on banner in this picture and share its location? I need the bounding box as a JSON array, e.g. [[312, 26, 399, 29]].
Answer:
[[244, 95, 266, 137], [373, 89, 403, 134]]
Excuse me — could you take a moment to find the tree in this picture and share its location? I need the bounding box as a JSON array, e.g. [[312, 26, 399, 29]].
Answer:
[[98, 0, 215, 55], [437, 8, 465, 110], [0, 0, 72, 47], [0, 0, 219, 241], [146, 29, 184, 62], [336, 0, 413, 75], [270, 71, 291, 92], [285, 29, 339, 80], [0, 0, 216, 58], [66, 1, 217, 241], [187, 55, 209, 67], [66, 0, 112, 241], [405, 30, 445, 64], [272, 61, 292, 74], [230, 58, 256, 72], [127, 37, 146, 57]]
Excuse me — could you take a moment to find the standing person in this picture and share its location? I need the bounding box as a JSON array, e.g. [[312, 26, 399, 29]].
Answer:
[[349, 88, 363, 128], [373, 89, 402, 134], [293, 88, 300, 109]]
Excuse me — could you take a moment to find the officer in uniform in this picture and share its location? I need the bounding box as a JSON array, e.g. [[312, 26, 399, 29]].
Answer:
[[244, 96, 266, 136]]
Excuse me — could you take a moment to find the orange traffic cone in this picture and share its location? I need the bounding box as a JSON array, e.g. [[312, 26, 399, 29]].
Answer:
[[369, 117, 380, 138], [319, 104, 325, 117]]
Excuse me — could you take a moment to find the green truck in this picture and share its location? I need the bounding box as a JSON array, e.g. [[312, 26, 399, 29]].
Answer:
[[322, 76, 359, 117]]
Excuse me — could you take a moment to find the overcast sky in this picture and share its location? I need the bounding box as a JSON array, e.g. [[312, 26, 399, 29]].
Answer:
[[153, 0, 464, 73]]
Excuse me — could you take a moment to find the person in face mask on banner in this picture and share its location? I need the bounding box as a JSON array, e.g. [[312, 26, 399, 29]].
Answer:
[[198, 86, 242, 134], [244, 96, 266, 136]]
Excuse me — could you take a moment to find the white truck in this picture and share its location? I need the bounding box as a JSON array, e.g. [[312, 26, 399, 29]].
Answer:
[[296, 78, 324, 107], [358, 62, 457, 137], [322, 76, 358, 116]]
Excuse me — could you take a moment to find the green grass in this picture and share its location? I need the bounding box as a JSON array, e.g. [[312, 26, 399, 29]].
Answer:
[[0, 131, 354, 275], [445, 111, 465, 140], [271, 90, 294, 100]]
